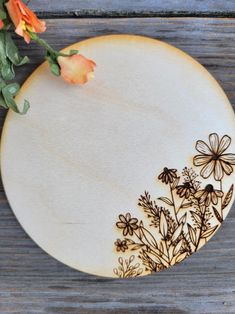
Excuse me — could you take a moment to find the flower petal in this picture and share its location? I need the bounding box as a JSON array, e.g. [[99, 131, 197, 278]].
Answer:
[[211, 192, 218, 205], [218, 135, 231, 154], [123, 227, 128, 236], [200, 160, 215, 179], [126, 213, 131, 221], [214, 160, 224, 181], [6, 0, 46, 43], [164, 175, 169, 184], [132, 224, 138, 230], [118, 215, 126, 223], [195, 140, 212, 155], [205, 194, 211, 207], [58, 54, 96, 85], [195, 190, 205, 198], [0, 20, 4, 30], [214, 190, 224, 198], [116, 222, 126, 229], [193, 155, 212, 166], [220, 154, 235, 165], [6, 0, 21, 29], [129, 218, 138, 224], [221, 161, 233, 175], [209, 133, 220, 154], [128, 227, 133, 236]]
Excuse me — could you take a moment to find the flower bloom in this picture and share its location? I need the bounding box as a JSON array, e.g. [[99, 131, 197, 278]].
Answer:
[[0, 20, 4, 29], [193, 133, 235, 181], [58, 54, 96, 85], [116, 213, 138, 236], [176, 181, 196, 199], [158, 167, 177, 185], [6, 0, 46, 43], [114, 239, 128, 252], [195, 184, 223, 207]]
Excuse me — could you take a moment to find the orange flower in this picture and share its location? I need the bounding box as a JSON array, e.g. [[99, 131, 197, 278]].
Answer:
[[58, 54, 96, 85], [0, 20, 4, 29], [6, 0, 46, 43]]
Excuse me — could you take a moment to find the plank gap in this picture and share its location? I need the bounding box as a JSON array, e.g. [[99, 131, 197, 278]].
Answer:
[[35, 11, 235, 19]]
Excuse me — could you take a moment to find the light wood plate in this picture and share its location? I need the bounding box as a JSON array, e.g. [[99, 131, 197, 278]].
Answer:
[[1, 35, 235, 278]]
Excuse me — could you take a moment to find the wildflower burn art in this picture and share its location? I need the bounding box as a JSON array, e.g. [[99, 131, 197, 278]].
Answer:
[[113, 133, 235, 278]]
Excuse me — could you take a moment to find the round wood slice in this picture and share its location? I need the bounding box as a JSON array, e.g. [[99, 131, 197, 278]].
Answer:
[[1, 35, 235, 278]]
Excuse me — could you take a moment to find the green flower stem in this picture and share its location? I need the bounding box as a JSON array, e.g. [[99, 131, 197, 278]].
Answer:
[[29, 32, 77, 58], [29, 32, 58, 57]]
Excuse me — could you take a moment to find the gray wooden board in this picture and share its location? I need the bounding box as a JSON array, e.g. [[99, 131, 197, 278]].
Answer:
[[28, 0, 235, 17], [0, 17, 235, 313]]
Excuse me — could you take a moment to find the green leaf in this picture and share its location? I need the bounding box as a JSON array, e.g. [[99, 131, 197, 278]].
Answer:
[[0, 77, 6, 90], [21, 99, 30, 114], [5, 82, 20, 95], [5, 32, 29, 66], [0, 31, 7, 64], [50, 63, 60, 76], [46, 54, 54, 63], [2, 84, 30, 114], [0, 0, 6, 19], [0, 32, 15, 80], [69, 49, 79, 55], [46, 55, 61, 76], [1, 59, 15, 80], [0, 8, 6, 20]]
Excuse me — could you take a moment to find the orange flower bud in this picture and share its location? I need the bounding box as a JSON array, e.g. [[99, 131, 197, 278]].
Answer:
[[6, 0, 46, 43], [58, 54, 96, 85]]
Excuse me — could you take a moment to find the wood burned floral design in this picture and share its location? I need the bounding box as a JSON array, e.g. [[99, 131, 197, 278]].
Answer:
[[114, 239, 128, 253], [113, 133, 235, 278], [113, 255, 143, 278], [193, 133, 235, 181]]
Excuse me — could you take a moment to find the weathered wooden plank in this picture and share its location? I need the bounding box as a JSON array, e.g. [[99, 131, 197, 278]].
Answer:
[[28, 0, 235, 17], [5, 17, 235, 108], [0, 17, 235, 313]]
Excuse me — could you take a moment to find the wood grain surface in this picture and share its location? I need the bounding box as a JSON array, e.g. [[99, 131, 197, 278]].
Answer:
[[0, 17, 235, 314], [28, 1, 235, 17]]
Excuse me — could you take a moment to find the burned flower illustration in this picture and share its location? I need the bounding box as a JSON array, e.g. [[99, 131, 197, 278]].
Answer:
[[195, 184, 223, 207], [193, 133, 235, 181], [158, 167, 178, 184], [115, 239, 128, 252], [116, 213, 139, 236], [176, 181, 196, 199], [113, 133, 235, 278]]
